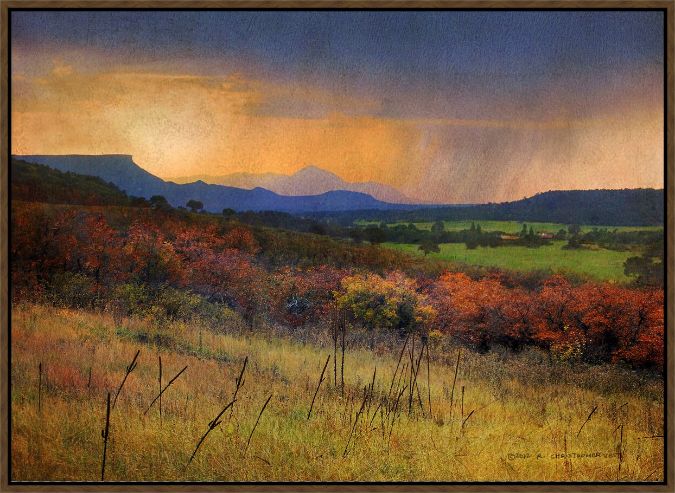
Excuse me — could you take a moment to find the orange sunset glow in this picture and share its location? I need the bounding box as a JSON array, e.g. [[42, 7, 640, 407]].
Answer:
[[10, 11, 664, 203]]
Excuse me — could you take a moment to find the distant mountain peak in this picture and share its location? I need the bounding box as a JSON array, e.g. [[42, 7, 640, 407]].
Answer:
[[294, 164, 337, 176], [172, 164, 414, 204], [291, 165, 341, 182], [13, 154, 410, 213], [296, 164, 324, 172]]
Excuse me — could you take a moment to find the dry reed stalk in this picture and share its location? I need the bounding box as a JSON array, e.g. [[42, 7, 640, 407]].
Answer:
[[449, 349, 461, 416], [369, 366, 377, 397], [188, 399, 236, 466], [388, 386, 407, 445], [415, 382, 425, 417], [100, 392, 111, 481], [408, 339, 425, 415], [244, 394, 273, 455], [37, 362, 42, 414], [563, 431, 572, 477], [390, 362, 408, 415], [617, 424, 624, 480], [144, 365, 188, 415], [333, 311, 338, 387], [385, 362, 407, 418], [229, 356, 248, 418], [369, 401, 382, 427], [408, 334, 415, 408], [576, 405, 598, 437], [365, 366, 377, 417], [343, 386, 369, 457], [379, 405, 386, 439], [426, 342, 431, 417], [340, 313, 346, 397], [254, 455, 271, 466], [112, 349, 140, 410], [348, 392, 355, 425], [461, 386, 465, 419], [308, 355, 330, 420], [158, 356, 162, 424], [387, 333, 410, 401], [461, 409, 475, 432]]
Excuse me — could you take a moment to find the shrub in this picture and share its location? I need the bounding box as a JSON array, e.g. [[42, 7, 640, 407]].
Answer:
[[48, 272, 98, 309], [151, 286, 202, 322], [335, 272, 436, 347], [108, 283, 150, 323]]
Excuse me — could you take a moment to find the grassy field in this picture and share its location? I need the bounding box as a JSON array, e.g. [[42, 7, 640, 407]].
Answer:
[[357, 219, 662, 234], [11, 304, 663, 482], [386, 241, 635, 282]]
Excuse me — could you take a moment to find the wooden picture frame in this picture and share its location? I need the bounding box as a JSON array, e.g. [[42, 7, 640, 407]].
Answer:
[[1, 2, 673, 491]]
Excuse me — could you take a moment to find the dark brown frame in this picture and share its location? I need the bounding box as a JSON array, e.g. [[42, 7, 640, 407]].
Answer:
[[0, 2, 673, 491]]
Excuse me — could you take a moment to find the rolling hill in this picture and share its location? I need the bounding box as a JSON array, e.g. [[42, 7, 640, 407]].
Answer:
[[12, 155, 663, 226], [171, 165, 414, 203], [310, 189, 665, 227], [13, 155, 408, 213], [11, 158, 139, 206]]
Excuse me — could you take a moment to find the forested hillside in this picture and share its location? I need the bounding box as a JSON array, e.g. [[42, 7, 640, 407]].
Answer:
[[312, 189, 664, 227]]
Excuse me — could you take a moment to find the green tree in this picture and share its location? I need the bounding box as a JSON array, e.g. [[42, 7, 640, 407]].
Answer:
[[565, 235, 582, 249], [363, 225, 387, 245], [624, 256, 663, 287], [624, 238, 664, 287], [430, 220, 445, 234], [565, 224, 582, 249], [465, 237, 479, 249], [349, 228, 364, 244], [186, 199, 204, 213], [149, 195, 170, 210], [418, 238, 440, 256], [568, 224, 582, 236], [336, 273, 436, 347]]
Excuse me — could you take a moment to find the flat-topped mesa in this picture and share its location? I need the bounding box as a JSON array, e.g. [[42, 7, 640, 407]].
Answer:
[[11, 154, 409, 213], [15, 154, 140, 172]]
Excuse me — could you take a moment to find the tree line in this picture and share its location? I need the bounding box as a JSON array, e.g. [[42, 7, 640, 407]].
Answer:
[[11, 200, 664, 372]]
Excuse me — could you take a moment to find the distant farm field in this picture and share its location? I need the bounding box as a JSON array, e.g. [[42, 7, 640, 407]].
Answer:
[[385, 241, 636, 282], [358, 220, 662, 234]]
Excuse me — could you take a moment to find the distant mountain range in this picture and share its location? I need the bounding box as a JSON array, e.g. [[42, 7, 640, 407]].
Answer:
[[14, 155, 410, 213], [170, 165, 414, 204], [12, 154, 664, 226], [311, 188, 665, 227]]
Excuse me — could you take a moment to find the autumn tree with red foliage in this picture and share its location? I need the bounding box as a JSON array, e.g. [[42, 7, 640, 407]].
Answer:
[[271, 265, 348, 329], [430, 272, 663, 371], [10, 201, 664, 372]]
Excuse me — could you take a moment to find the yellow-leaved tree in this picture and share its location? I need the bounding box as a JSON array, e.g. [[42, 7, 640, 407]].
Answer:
[[335, 272, 436, 348]]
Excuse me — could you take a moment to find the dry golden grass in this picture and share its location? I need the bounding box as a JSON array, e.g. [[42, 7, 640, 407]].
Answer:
[[10, 303, 664, 482]]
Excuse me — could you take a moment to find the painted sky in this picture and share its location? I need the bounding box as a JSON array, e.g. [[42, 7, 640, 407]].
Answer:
[[11, 10, 664, 203]]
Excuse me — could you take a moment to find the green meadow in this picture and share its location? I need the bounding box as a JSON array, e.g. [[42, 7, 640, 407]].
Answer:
[[358, 219, 662, 234], [385, 241, 636, 282]]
